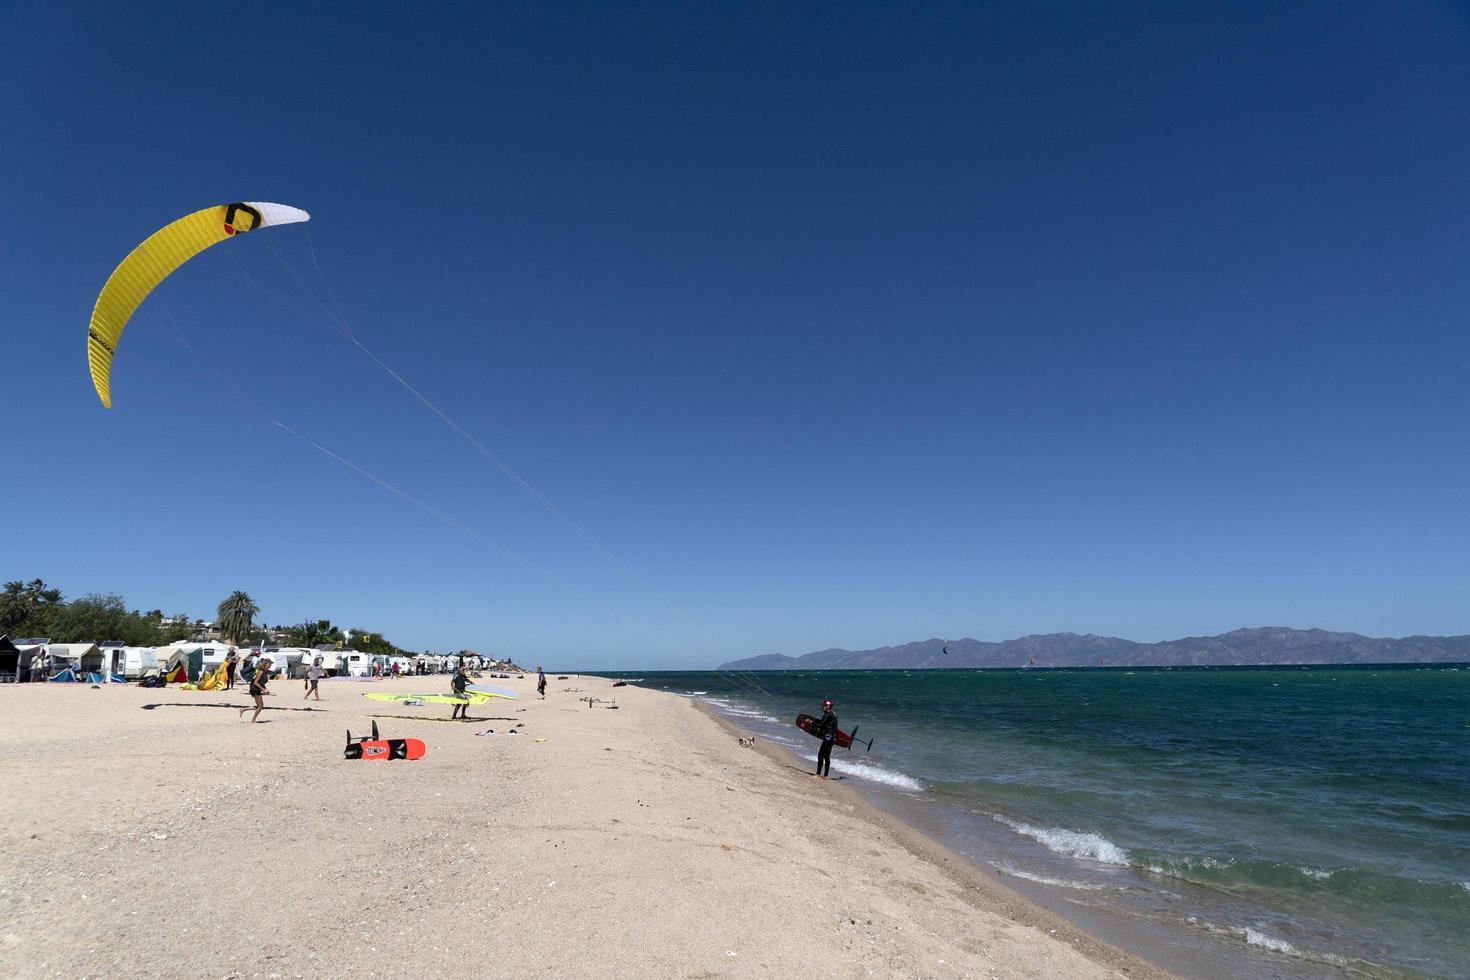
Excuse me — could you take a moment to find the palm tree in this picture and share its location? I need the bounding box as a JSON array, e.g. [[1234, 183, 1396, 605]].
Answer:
[[285, 619, 339, 649], [0, 581, 27, 632], [216, 591, 259, 645]]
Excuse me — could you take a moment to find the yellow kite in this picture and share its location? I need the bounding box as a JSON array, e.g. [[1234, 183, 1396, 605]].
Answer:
[[87, 202, 310, 407]]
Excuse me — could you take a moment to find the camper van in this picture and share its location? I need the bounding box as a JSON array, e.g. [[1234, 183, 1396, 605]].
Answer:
[[264, 647, 314, 679], [99, 642, 159, 679], [341, 651, 391, 677], [309, 650, 345, 676]]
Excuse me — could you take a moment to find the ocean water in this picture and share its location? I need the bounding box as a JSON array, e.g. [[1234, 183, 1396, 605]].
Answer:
[[610, 666, 1470, 978]]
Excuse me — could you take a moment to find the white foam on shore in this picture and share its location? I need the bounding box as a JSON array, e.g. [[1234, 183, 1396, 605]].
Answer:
[[1295, 865, 1334, 881], [701, 696, 779, 724], [832, 759, 924, 791], [990, 861, 1106, 891], [1242, 928, 1297, 954], [991, 815, 1130, 866]]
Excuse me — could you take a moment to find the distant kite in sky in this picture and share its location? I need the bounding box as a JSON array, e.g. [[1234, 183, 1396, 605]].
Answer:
[[87, 202, 310, 407]]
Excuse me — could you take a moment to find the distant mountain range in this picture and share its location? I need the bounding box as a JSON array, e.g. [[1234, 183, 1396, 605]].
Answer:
[[718, 628, 1470, 670]]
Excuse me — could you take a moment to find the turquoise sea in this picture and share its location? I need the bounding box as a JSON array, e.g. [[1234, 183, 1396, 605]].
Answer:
[[610, 666, 1470, 978]]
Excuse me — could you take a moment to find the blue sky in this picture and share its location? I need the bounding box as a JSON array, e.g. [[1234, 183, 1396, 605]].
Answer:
[[4, 2, 1469, 668]]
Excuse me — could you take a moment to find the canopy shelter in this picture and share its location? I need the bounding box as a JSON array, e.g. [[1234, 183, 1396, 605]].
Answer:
[[48, 643, 102, 673], [14, 641, 49, 682], [0, 636, 19, 683]]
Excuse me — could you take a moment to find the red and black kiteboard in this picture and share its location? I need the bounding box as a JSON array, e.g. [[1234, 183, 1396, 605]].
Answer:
[[794, 713, 873, 751], [344, 721, 426, 761]]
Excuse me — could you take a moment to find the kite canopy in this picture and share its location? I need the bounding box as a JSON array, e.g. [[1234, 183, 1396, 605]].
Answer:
[[87, 202, 310, 407]]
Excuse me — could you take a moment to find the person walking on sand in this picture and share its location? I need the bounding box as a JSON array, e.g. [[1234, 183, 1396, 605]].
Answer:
[[814, 699, 838, 779], [239, 658, 273, 723], [224, 648, 239, 690], [304, 656, 323, 701], [450, 661, 472, 720], [536, 666, 547, 699]]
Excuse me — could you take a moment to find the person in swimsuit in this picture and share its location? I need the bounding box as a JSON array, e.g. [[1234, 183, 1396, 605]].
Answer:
[[450, 662, 472, 720], [239, 658, 272, 723], [814, 699, 838, 779]]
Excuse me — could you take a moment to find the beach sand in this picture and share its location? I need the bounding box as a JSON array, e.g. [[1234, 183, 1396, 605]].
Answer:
[[0, 675, 1166, 979]]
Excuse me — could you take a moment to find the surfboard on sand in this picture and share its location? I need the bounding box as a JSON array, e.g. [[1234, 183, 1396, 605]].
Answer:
[[343, 721, 426, 760], [794, 713, 873, 752], [466, 684, 517, 700], [362, 691, 507, 706]]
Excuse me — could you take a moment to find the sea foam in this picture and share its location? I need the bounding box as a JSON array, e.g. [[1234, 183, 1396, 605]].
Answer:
[[832, 759, 924, 791], [989, 861, 1106, 890], [992, 815, 1130, 865]]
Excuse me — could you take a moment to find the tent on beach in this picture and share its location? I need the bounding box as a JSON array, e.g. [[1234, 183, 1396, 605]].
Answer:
[[162, 648, 204, 683], [47, 643, 101, 678]]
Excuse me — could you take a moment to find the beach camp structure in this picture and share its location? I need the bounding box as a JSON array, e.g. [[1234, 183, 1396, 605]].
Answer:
[[310, 648, 346, 676], [161, 647, 204, 683], [47, 643, 101, 680], [342, 651, 399, 677], [0, 636, 20, 683], [13, 640, 49, 682], [263, 646, 314, 679], [98, 642, 159, 680], [156, 641, 236, 675]]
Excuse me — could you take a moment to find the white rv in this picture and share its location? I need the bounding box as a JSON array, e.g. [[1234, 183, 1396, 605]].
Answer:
[[264, 647, 315, 679], [99, 643, 159, 679], [341, 652, 392, 677], [309, 649, 345, 676]]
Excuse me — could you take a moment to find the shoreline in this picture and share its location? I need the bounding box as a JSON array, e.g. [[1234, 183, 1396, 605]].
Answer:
[[0, 673, 1169, 978], [695, 700, 1171, 979], [691, 694, 1377, 980]]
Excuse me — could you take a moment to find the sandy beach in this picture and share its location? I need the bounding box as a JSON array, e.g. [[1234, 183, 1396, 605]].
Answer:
[[0, 675, 1164, 979]]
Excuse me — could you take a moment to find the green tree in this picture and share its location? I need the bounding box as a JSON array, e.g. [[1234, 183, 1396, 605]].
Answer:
[[45, 594, 166, 646], [162, 613, 194, 644], [284, 619, 341, 649], [0, 581, 27, 633], [216, 591, 259, 646], [0, 579, 65, 637]]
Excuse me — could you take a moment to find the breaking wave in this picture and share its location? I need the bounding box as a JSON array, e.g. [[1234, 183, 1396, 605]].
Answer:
[[991, 815, 1130, 865]]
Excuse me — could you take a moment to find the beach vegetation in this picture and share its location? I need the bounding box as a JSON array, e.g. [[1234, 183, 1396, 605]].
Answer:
[[283, 619, 343, 649], [216, 590, 259, 645]]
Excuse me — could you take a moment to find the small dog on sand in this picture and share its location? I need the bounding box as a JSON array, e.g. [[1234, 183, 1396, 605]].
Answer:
[[738, 735, 757, 748]]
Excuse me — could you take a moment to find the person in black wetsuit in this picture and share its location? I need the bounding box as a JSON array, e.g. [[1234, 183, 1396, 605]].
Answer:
[[450, 662, 472, 720], [815, 699, 838, 778]]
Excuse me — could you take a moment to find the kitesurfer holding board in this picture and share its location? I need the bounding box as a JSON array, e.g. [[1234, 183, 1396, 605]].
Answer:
[[813, 699, 837, 779]]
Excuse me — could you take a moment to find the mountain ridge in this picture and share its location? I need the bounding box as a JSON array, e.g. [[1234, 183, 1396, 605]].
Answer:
[[717, 627, 1470, 670]]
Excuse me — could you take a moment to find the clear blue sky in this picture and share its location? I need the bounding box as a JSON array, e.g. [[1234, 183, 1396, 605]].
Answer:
[[4, 2, 1469, 668]]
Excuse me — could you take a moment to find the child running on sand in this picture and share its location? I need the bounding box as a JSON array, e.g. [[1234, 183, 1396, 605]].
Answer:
[[239, 658, 272, 723]]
